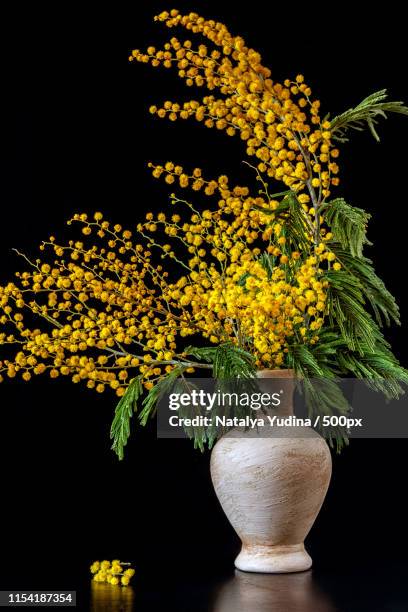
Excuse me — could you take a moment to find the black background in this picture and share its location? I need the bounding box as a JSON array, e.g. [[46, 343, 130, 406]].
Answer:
[[2, 2, 408, 610]]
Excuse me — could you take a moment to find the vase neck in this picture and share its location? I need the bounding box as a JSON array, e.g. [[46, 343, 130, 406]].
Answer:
[[256, 369, 295, 416]]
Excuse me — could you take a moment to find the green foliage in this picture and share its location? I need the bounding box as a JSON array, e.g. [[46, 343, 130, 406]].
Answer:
[[322, 196, 399, 327], [322, 198, 371, 258], [336, 341, 408, 400], [332, 245, 400, 327], [330, 89, 408, 142], [323, 264, 407, 396], [287, 303, 407, 420], [285, 190, 408, 448], [319, 197, 407, 402], [286, 338, 350, 452], [325, 269, 382, 353], [281, 192, 313, 252], [185, 343, 256, 379], [254, 191, 313, 252], [237, 271, 252, 288], [110, 376, 143, 460], [139, 366, 187, 426], [257, 253, 275, 279], [140, 366, 209, 451], [187, 344, 258, 448], [286, 324, 407, 451], [110, 343, 257, 459], [287, 337, 347, 413]]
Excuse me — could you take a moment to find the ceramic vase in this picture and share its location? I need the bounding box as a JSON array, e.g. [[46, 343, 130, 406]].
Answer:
[[210, 369, 332, 573]]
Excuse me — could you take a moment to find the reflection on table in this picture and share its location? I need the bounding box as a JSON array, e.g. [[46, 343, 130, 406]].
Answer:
[[90, 582, 135, 612], [211, 569, 336, 612]]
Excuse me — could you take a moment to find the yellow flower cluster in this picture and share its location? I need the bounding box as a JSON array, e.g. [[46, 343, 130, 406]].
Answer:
[[0, 194, 339, 392], [0, 12, 349, 399], [147, 160, 338, 233], [130, 9, 340, 203], [90, 560, 135, 587], [0, 214, 195, 395], [143, 193, 332, 363]]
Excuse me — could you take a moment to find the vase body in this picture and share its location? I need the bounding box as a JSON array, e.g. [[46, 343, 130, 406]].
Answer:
[[210, 369, 332, 573]]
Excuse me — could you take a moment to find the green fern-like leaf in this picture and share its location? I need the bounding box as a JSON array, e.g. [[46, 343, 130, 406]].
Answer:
[[325, 269, 383, 353], [332, 245, 400, 327], [213, 343, 256, 378], [110, 375, 143, 460], [139, 366, 187, 426], [253, 192, 313, 253], [185, 343, 256, 379], [336, 342, 408, 400], [286, 342, 350, 451], [323, 198, 371, 258], [283, 192, 314, 252], [330, 89, 408, 142], [184, 345, 217, 363], [257, 253, 275, 279]]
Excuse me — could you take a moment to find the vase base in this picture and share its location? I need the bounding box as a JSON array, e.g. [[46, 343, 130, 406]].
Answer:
[[235, 543, 312, 574]]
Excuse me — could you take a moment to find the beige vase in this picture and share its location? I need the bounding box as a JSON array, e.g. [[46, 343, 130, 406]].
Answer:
[[210, 369, 332, 573]]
